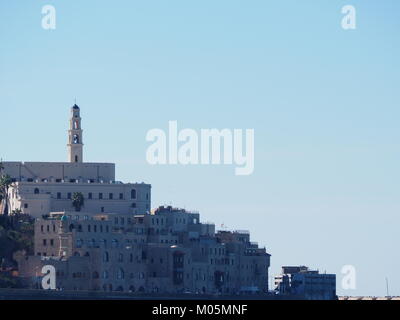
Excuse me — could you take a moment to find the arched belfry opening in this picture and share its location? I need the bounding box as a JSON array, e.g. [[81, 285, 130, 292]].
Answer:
[[68, 104, 84, 163]]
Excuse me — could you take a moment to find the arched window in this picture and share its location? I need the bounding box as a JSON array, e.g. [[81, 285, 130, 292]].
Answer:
[[34, 188, 40, 194], [73, 134, 80, 144], [103, 251, 109, 262], [131, 189, 136, 199], [111, 239, 119, 248], [76, 239, 83, 248], [88, 239, 96, 248], [117, 268, 124, 280]]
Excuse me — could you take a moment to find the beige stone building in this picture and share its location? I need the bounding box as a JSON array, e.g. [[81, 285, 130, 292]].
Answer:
[[4, 104, 270, 294], [1, 105, 151, 217], [17, 206, 270, 294]]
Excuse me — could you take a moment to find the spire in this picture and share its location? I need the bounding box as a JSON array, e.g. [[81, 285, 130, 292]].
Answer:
[[67, 104, 84, 163]]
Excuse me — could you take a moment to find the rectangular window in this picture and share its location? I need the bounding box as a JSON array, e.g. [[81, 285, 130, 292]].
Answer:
[[67, 193, 71, 199], [109, 193, 113, 200], [88, 193, 92, 199], [99, 193, 103, 199], [43, 239, 47, 246], [119, 193, 123, 200], [57, 192, 61, 199], [50, 239, 54, 246]]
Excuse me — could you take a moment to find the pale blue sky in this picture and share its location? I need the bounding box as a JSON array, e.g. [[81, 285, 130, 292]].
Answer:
[[1, 0, 399, 296]]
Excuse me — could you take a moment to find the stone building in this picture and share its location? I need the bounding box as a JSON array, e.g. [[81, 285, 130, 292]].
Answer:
[[3, 104, 270, 294], [1, 105, 151, 217], [17, 206, 271, 294]]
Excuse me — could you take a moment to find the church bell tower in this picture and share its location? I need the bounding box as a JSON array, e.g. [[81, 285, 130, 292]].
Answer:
[[67, 104, 83, 163]]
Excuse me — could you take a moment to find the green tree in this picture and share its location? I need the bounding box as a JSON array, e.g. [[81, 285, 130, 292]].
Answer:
[[72, 192, 84, 212]]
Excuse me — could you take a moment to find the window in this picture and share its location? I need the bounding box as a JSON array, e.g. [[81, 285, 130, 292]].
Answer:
[[24, 203, 28, 209], [117, 268, 124, 280], [88, 193, 92, 200], [119, 193, 123, 200], [111, 239, 119, 248], [43, 239, 47, 246], [76, 239, 83, 248], [109, 193, 113, 200], [67, 193, 71, 199], [99, 193, 103, 199], [75, 155, 78, 163], [73, 134, 80, 144], [103, 252, 109, 262], [57, 192, 61, 199], [131, 189, 136, 199], [34, 188, 39, 194], [101, 207, 105, 213]]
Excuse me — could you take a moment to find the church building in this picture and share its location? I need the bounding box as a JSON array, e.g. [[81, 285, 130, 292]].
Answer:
[[1, 104, 151, 217]]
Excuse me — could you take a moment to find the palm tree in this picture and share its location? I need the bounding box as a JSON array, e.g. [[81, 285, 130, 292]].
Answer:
[[72, 192, 84, 212], [0, 174, 12, 215]]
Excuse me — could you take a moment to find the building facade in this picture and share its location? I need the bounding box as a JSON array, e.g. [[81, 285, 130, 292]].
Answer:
[[17, 206, 271, 294], [274, 266, 336, 300], [1, 105, 151, 217], [3, 104, 271, 295]]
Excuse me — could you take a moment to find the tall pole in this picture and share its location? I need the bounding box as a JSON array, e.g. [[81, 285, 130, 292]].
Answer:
[[386, 277, 389, 297]]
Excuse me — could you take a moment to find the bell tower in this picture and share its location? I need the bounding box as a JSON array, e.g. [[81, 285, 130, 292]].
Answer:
[[67, 104, 84, 163]]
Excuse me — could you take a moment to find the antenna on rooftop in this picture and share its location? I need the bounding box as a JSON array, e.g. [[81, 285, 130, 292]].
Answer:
[[386, 277, 390, 297]]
